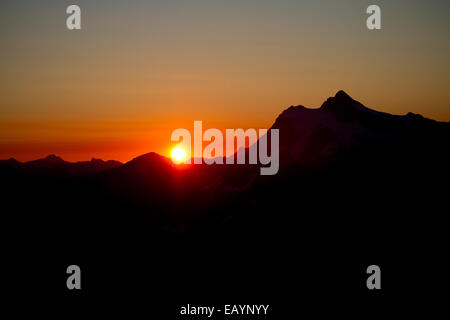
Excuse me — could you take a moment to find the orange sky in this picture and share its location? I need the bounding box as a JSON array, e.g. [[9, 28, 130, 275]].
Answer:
[[1, 1, 449, 162]]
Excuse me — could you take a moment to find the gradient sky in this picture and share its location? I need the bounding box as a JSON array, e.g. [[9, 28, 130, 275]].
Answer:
[[1, 0, 449, 161]]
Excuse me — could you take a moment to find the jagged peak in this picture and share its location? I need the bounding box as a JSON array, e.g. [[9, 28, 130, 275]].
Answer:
[[406, 112, 424, 119], [320, 90, 373, 115], [43, 154, 65, 162], [334, 90, 353, 102]]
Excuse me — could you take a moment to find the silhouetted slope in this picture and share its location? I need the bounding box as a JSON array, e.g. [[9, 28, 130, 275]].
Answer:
[[2, 91, 449, 306], [271, 90, 450, 168], [0, 154, 122, 177], [96, 152, 175, 211]]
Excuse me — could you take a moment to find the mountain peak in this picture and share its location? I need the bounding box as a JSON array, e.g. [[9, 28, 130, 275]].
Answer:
[[320, 90, 371, 116], [334, 90, 353, 102], [125, 152, 171, 167], [43, 154, 65, 163]]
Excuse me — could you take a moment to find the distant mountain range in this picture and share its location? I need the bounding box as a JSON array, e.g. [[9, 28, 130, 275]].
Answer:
[[2, 90, 449, 301], [0, 154, 122, 177], [3, 90, 448, 175], [2, 90, 449, 225], [2, 90, 448, 232]]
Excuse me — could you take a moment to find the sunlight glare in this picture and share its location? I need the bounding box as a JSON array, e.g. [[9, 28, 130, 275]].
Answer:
[[171, 147, 187, 164]]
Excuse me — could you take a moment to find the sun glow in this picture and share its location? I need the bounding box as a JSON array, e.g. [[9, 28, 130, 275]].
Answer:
[[171, 147, 187, 164]]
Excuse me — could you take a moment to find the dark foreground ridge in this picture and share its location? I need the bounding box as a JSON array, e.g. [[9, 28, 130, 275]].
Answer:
[[2, 91, 449, 315]]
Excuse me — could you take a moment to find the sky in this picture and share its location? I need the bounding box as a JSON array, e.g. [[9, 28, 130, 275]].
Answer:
[[1, 0, 449, 161]]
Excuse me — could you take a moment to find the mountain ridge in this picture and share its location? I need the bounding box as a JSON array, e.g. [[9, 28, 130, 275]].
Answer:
[[2, 90, 449, 172]]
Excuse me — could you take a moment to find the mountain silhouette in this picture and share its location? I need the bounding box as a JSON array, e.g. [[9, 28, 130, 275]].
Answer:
[[0, 154, 122, 177], [2, 91, 449, 304], [3, 90, 448, 182], [2, 91, 449, 215], [272, 90, 449, 168]]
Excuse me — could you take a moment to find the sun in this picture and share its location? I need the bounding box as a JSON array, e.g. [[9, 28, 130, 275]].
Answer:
[[171, 147, 187, 163]]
